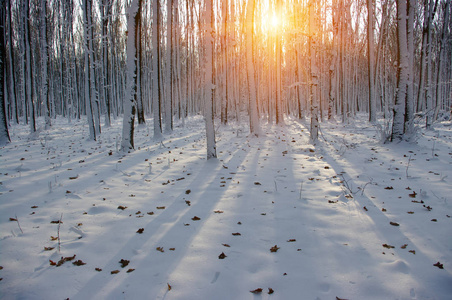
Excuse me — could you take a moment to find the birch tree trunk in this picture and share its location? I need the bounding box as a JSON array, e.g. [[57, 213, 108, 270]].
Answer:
[[309, 0, 319, 142], [205, 0, 217, 159], [392, 0, 409, 141], [121, 0, 141, 151]]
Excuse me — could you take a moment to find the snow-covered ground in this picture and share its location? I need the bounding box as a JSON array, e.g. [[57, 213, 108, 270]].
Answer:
[[1, 114, 451, 300]]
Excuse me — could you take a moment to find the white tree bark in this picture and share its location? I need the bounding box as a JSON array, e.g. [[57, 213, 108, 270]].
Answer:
[[309, 0, 319, 142], [392, 0, 409, 141], [120, 0, 140, 151]]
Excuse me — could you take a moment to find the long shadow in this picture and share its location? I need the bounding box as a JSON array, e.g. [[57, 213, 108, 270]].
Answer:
[[291, 118, 452, 299], [72, 129, 252, 299]]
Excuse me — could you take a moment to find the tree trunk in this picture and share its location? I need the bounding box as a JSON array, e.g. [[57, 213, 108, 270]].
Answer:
[[152, 0, 163, 140], [164, 0, 173, 133], [0, 3, 11, 145], [246, 0, 260, 136], [121, 0, 141, 151], [367, 0, 376, 123], [392, 0, 409, 141], [309, 0, 319, 142], [205, 0, 216, 159], [24, 0, 36, 134]]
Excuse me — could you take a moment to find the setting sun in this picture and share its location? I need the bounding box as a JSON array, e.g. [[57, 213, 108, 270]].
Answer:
[[270, 13, 279, 28]]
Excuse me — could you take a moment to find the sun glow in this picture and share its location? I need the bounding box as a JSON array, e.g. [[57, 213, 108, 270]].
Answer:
[[270, 13, 279, 29]]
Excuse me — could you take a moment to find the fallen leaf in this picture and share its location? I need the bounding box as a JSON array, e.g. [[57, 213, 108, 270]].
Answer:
[[250, 288, 263, 294], [50, 220, 63, 224], [136, 228, 144, 234], [31, 206, 38, 209], [147, 212, 154, 215], [95, 268, 102, 272], [409, 191, 417, 198], [185, 189, 191, 194], [232, 232, 241, 236], [167, 283, 172, 291], [117, 206, 127, 210], [336, 297, 349, 300], [156, 247, 164, 252], [218, 252, 227, 259], [407, 211, 414, 214], [185, 200, 191, 206], [49, 260, 57, 266], [270, 245, 280, 252], [192, 216, 201, 221], [222, 244, 230, 247], [409, 250, 416, 254], [382, 208, 387, 212], [363, 206, 368, 211], [44, 247, 55, 251], [382, 243, 395, 249], [157, 206, 166, 210], [384, 186, 394, 190], [73, 260, 86, 266], [214, 210, 224, 214], [401, 244, 408, 249], [169, 248, 175, 251], [254, 182, 261, 185], [111, 270, 120, 274], [50, 236, 58, 241], [433, 262, 444, 269], [268, 288, 274, 294], [389, 222, 400, 226], [127, 268, 135, 273], [287, 239, 296, 242], [119, 259, 130, 268]]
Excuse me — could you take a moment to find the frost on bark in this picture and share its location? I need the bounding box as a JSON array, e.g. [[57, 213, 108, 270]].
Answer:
[[246, 0, 260, 136], [0, 3, 11, 145], [392, 0, 409, 141], [205, 0, 216, 160], [121, 0, 141, 151]]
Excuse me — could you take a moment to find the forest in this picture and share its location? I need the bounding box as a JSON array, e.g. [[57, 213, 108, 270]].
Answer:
[[0, 0, 451, 148], [0, 0, 451, 299]]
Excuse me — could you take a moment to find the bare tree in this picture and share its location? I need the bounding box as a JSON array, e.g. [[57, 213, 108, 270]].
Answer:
[[0, 1, 11, 145]]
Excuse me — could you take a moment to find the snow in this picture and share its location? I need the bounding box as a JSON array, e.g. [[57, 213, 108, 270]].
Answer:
[[1, 114, 451, 300]]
